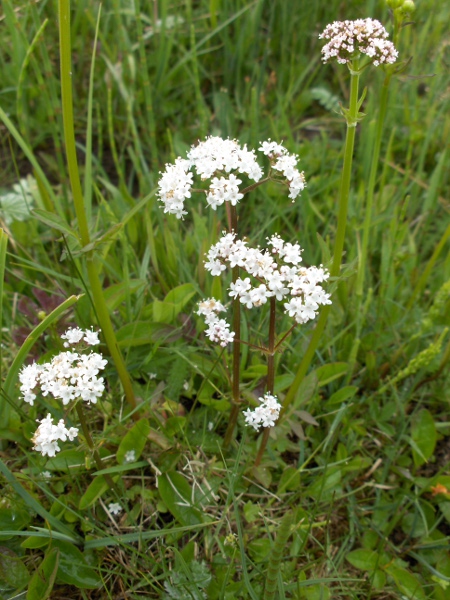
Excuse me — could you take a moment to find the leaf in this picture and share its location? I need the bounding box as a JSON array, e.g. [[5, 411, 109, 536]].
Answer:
[[346, 549, 380, 572], [51, 540, 101, 589], [32, 208, 79, 241], [26, 547, 59, 600], [315, 362, 348, 386], [153, 283, 196, 323], [158, 472, 204, 526], [326, 385, 358, 405], [0, 546, 29, 590], [296, 410, 319, 426], [78, 476, 110, 510], [45, 449, 86, 471], [385, 564, 427, 600], [411, 409, 437, 467], [0, 508, 31, 540], [116, 418, 150, 464]]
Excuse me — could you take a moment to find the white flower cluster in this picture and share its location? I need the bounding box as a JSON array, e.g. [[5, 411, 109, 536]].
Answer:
[[19, 328, 106, 456], [20, 333, 107, 406], [259, 140, 306, 200], [243, 393, 282, 431], [32, 413, 79, 458], [203, 232, 331, 324], [319, 19, 398, 66], [197, 297, 235, 347], [157, 137, 306, 218]]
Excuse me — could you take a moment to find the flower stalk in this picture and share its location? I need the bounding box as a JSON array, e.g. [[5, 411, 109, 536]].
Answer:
[[282, 60, 361, 413], [58, 0, 136, 414]]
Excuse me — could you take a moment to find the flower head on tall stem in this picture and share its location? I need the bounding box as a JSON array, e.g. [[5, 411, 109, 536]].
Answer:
[[319, 19, 398, 67]]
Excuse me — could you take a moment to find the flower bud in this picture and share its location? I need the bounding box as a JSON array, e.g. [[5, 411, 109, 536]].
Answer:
[[400, 0, 416, 15]]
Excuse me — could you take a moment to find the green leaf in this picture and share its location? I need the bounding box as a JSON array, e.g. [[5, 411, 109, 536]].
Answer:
[[0, 508, 31, 540], [0, 546, 29, 590], [45, 449, 86, 471], [346, 549, 380, 572], [315, 362, 348, 386], [158, 472, 204, 526], [153, 283, 196, 323], [26, 547, 59, 600], [411, 409, 437, 467], [326, 385, 358, 405], [116, 418, 150, 464], [32, 208, 79, 241], [51, 540, 101, 589], [103, 279, 145, 312], [78, 476, 110, 510], [385, 564, 427, 600]]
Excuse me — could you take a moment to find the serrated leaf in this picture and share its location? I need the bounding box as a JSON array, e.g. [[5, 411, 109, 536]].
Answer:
[[32, 208, 79, 241], [158, 472, 204, 526], [116, 418, 150, 464], [315, 362, 348, 386], [385, 564, 427, 600], [26, 547, 59, 600], [411, 409, 437, 467], [346, 549, 380, 571], [327, 385, 358, 405]]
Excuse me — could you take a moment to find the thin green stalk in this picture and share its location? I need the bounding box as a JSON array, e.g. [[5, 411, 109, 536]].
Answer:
[[356, 74, 392, 298], [223, 206, 241, 448], [282, 61, 361, 414], [75, 403, 119, 494], [58, 0, 136, 414], [254, 295, 276, 466]]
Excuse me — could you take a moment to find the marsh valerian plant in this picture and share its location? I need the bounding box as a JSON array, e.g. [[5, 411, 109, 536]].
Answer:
[[158, 138, 329, 462]]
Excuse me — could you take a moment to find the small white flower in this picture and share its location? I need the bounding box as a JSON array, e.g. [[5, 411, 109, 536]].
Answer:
[[124, 450, 136, 463], [243, 393, 282, 431], [61, 327, 84, 347], [83, 329, 100, 346], [32, 414, 79, 457], [108, 502, 123, 516]]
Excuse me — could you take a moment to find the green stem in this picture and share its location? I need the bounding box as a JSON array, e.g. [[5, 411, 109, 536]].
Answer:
[[58, 0, 136, 414], [75, 403, 119, 493], [282, 61, 361, 414], [356, 73, 392, 298], [223, 206, 241, 448], [254, 296, 276, 466]]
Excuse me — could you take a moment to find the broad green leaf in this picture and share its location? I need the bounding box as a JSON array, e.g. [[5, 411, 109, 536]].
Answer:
[[327, 385, 358, 405], [21, 536, 50, 549], [104, 279, 145, 311], [346, 549, 380, 571], [248, 538, 271, 563], [116, 418, 150, 464], [26, 547, 59, 600], [153, 283, 196, 323], [302, 584, 331, 600], [0, 546, 29, 589], [158, 472, 204, 526], [315, 362, 348, 386], [307, 469, 342, 500], [278, 466, 300, 493], [45, 449, 86, 471], [32, 208, 79, 241], [385, 564, 427, 600], [411, 409, 437, 467], [78, 476, 110, 510], [51, 540, 101, 589], [0, 508, 31, 540]]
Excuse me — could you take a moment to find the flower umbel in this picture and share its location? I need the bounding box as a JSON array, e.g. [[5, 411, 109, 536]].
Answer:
[[32, 413, 79, 457], [243, 393, 282, 431], [157, 137, 306, 218], [319, 19, 398, 66]]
